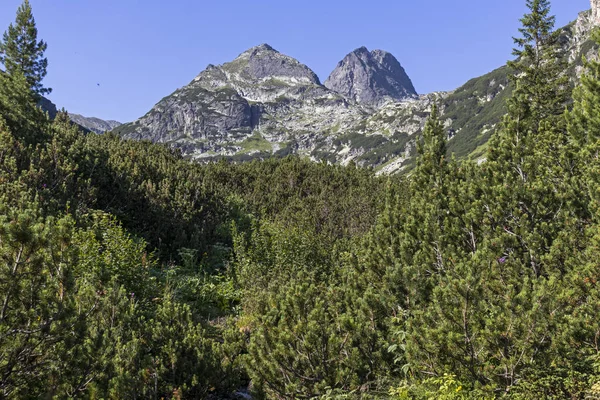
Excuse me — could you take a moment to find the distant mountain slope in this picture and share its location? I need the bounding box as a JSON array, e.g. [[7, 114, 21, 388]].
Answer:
[[68, 113, 121, 134], [444, 7, 598, 162], [36, 96, 121, 134], [442, 66, 511, 161], [113, 8, 599, 174]]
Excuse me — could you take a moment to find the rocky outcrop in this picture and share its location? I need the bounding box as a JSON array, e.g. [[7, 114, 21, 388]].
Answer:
[[68, 113, 121, 134], [592, 0, 600, 24], [324, 47, 417, 107], [558, 6, 600, 80], [38, 96, 57, 120], [115, 44, 366, 159]]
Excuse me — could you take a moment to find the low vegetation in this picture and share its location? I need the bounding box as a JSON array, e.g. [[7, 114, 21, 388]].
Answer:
[[2, 0, 600, 398]]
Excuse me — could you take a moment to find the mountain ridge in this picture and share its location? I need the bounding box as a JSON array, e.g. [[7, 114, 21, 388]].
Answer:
[[68, 113, 121, 134], [115, 43, 366, 160], [111, 5, 599, 173], [36, 96, 122, 134]]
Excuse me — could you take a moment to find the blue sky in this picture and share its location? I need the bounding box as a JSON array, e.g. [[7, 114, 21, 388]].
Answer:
[[0, 0, 591, 122]]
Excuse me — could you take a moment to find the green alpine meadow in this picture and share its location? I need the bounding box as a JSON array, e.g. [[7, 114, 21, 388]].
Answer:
[[1, 0, 600, 398]]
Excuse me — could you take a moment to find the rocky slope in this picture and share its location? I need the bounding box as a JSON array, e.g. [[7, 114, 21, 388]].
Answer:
[[114, 4, 599, 174], [37, 96, 121, 133], [324, 47, 417, 107], [38, 96, 58, 120], [115, 44, 368, 160], [114, 43, 429, 168], [69, 113, 121, 133]]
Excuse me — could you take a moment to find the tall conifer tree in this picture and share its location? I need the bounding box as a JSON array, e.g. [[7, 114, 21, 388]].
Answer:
[[470, 0, 581, 391], [0, 0, 51, 96], [508, 0, 568, 129]]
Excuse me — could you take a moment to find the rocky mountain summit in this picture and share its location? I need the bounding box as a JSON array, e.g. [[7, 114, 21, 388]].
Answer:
[[324, 47, 417, 107], [116, 44, 367, 161], [115, 43, 431, 170], [114, 3, 600, 174]]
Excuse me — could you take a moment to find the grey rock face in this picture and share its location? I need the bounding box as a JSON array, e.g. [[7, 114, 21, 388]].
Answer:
[[561, 8, 600, 78], [115, 43, 366, 158], [324, 47, 417, 107], [593, 0, 600, 24], [38, 96, 57, 120], [229, 44, 321, 84], [68, 113, 121, 134]]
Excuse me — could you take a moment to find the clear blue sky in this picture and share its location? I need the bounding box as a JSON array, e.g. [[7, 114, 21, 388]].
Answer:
[[0, 0, 591, 122]]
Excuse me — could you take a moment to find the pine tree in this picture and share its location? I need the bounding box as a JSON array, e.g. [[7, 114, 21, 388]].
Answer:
[[413, 103, 448, 190], [392, 1, 582, 391], [484, 0, 574, 279], [488, 0, 568, 167], [0, 0, 51, 96], [556, 29, 600, 388], [395, 103, 451, 306], [0, 68, 46, 140], [460, 0, 585, 391], [568, 29, 600, 217], [508, 0, 568, 128]]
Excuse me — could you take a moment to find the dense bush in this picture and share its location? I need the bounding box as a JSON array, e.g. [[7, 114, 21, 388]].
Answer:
[[3, 0, 600, 398]]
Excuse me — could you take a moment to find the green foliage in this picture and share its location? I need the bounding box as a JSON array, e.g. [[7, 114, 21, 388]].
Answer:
[[239, 132, 273, 153], [81, 133, 226, 261], [390, 374, 491, 400], [5, 1, 600, 398], [0, 208, 78, 397], [164, 248, 240, 318], [508, 366, 593, 399], [0, 89, 387, 397], [232, 214, 395, 398], [568, 29, 600, 217], [101, 290, 226, 399], [74, 212, 157, 305], [508, 0, 569, 128], [246, 279, 383, 398], [0, 69, 48, 141], [0, 0, 51, 96]]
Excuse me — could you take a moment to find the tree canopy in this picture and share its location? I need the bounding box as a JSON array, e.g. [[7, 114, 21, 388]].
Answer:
[[1, 0, 600, 398], [0, 0, 51, 96]]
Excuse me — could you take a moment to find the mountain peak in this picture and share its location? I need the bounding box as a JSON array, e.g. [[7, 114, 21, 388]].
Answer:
[[370, 49, 391, 58], [255, 43, 276, 51], [324, 48, 417, 106], [239, 43, 279, 58], [352, 46, 370, 54], [223, 44, 320, 85], [69, 113, 122, 134]]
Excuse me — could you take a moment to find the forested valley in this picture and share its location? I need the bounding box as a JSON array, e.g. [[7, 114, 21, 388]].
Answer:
[[2, 0, 600, 398]]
